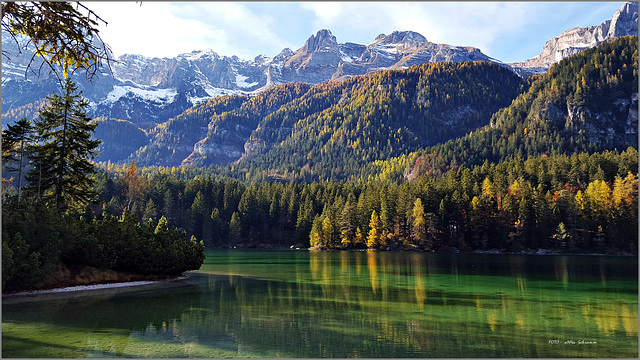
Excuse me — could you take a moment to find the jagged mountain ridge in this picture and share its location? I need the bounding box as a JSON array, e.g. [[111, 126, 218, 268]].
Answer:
[[509, 1, 638, 75], [2, 29, 503, 131], [269, 29, 501, 85]]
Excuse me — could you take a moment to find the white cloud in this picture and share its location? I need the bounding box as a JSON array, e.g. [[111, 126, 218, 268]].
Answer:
[[168, 2, 293, 58], [298, 2, 535, 57], [89, 1, 292, 59], [89, 2, 213, 58], [300, 2, 344, 22]]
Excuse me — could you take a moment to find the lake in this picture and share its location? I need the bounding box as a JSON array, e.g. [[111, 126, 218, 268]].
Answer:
[[2, 250, 637, 358]]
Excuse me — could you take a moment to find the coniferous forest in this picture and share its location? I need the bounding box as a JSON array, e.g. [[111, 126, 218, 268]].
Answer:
[[2, 34, 638, 292], [92, 147, 637, 254]]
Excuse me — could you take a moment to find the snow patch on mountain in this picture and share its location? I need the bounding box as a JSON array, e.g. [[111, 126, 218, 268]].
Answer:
[[106, 85, 177, 104], [178, 49, 220, 62], [1, 63, 29, 82], [340, 51, 357, 63], [234, 71, 258, 88], [377, 44, 402, 54]]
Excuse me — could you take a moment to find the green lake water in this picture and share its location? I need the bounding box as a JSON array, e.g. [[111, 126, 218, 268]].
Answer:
[[2, 250, 638, 358]]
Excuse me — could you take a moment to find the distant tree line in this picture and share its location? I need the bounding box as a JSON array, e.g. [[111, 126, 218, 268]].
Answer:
[[93, 147, 637, 255]]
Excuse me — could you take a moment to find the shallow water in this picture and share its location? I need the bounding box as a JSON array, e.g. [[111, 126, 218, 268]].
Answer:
[[2, 250, 638, 358]]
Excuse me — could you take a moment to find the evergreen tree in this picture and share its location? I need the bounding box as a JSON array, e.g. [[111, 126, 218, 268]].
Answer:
[[367, 210, 383, 249], [309, 214, 323, 248], [411, 198, 428, 247], [188, 190, 210, 244], [2, 118, 35, 203], [210, 208, 225, 247], [142, 198, 157, 222], [229, 211, 242, 245], [339, 200, 356, 247], [163, 189, 176, 224], [27, 78, 101, 212]]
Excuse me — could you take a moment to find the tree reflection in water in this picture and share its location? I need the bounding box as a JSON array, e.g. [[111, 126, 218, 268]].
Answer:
[[2, 250, 638, 358]]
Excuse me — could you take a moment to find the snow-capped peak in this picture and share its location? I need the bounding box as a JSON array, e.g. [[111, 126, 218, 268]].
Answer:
[[177, 49, 220, 62]]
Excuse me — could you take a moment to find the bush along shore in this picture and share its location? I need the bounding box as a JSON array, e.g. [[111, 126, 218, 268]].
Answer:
[[2, 197, 205, 294]]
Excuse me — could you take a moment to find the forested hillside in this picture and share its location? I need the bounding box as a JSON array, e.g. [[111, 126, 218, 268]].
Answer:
[[235, 62, 526, 182], [396, 36, 638, 180], [93, 118, 149, 162], [133, 94, 251, 166], [131, 62, 525, 177], [135, 37, 637, 183]]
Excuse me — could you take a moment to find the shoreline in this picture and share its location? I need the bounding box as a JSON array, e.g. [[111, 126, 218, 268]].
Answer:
[[212, 245, 638, 257], [4, 248, 634, 299], [2, 275, 189, 299]]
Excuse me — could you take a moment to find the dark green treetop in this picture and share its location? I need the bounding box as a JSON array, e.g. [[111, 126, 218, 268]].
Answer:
[[2, 118, 36, 203], [27, 77, 101, 212]]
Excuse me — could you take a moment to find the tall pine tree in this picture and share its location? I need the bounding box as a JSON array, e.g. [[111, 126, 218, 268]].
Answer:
[[2, 118, 35, 203], [27, 78, 101, 212]]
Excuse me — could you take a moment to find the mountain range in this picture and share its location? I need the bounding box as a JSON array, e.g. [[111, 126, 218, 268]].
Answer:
[[4, 2, 636, 127], [1, 28, 505, 129], [1, 1, 637, 180]]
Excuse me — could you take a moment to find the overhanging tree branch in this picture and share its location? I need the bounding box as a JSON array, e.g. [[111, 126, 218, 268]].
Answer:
[[1, 1, 115, 84]]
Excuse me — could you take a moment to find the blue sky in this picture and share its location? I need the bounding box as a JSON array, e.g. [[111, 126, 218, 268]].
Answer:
[[89, 1, 627, 63]]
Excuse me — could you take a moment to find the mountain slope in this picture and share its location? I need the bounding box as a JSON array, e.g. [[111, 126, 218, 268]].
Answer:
[[134, 83, 313, 167], [92, 118, 149, 163], [133, 61, 526, 177], [133, 95, 250, 166], [509, 1, 638, 75], [220, 61, 527, 181], [396, 36, 638, 180]]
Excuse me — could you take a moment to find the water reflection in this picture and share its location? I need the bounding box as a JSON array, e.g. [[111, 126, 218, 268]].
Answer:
[[2, 251, 638, 358], [412, 255, 426, 309], [620, 305, 639, 337], [198, 251, 637, 357]]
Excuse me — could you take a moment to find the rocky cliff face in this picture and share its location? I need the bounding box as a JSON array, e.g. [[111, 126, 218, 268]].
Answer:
[[608, 1, 640, 38], [277, 29, 344, 84], [267, 30, 502, 84], [510, 1, 638, 75]]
